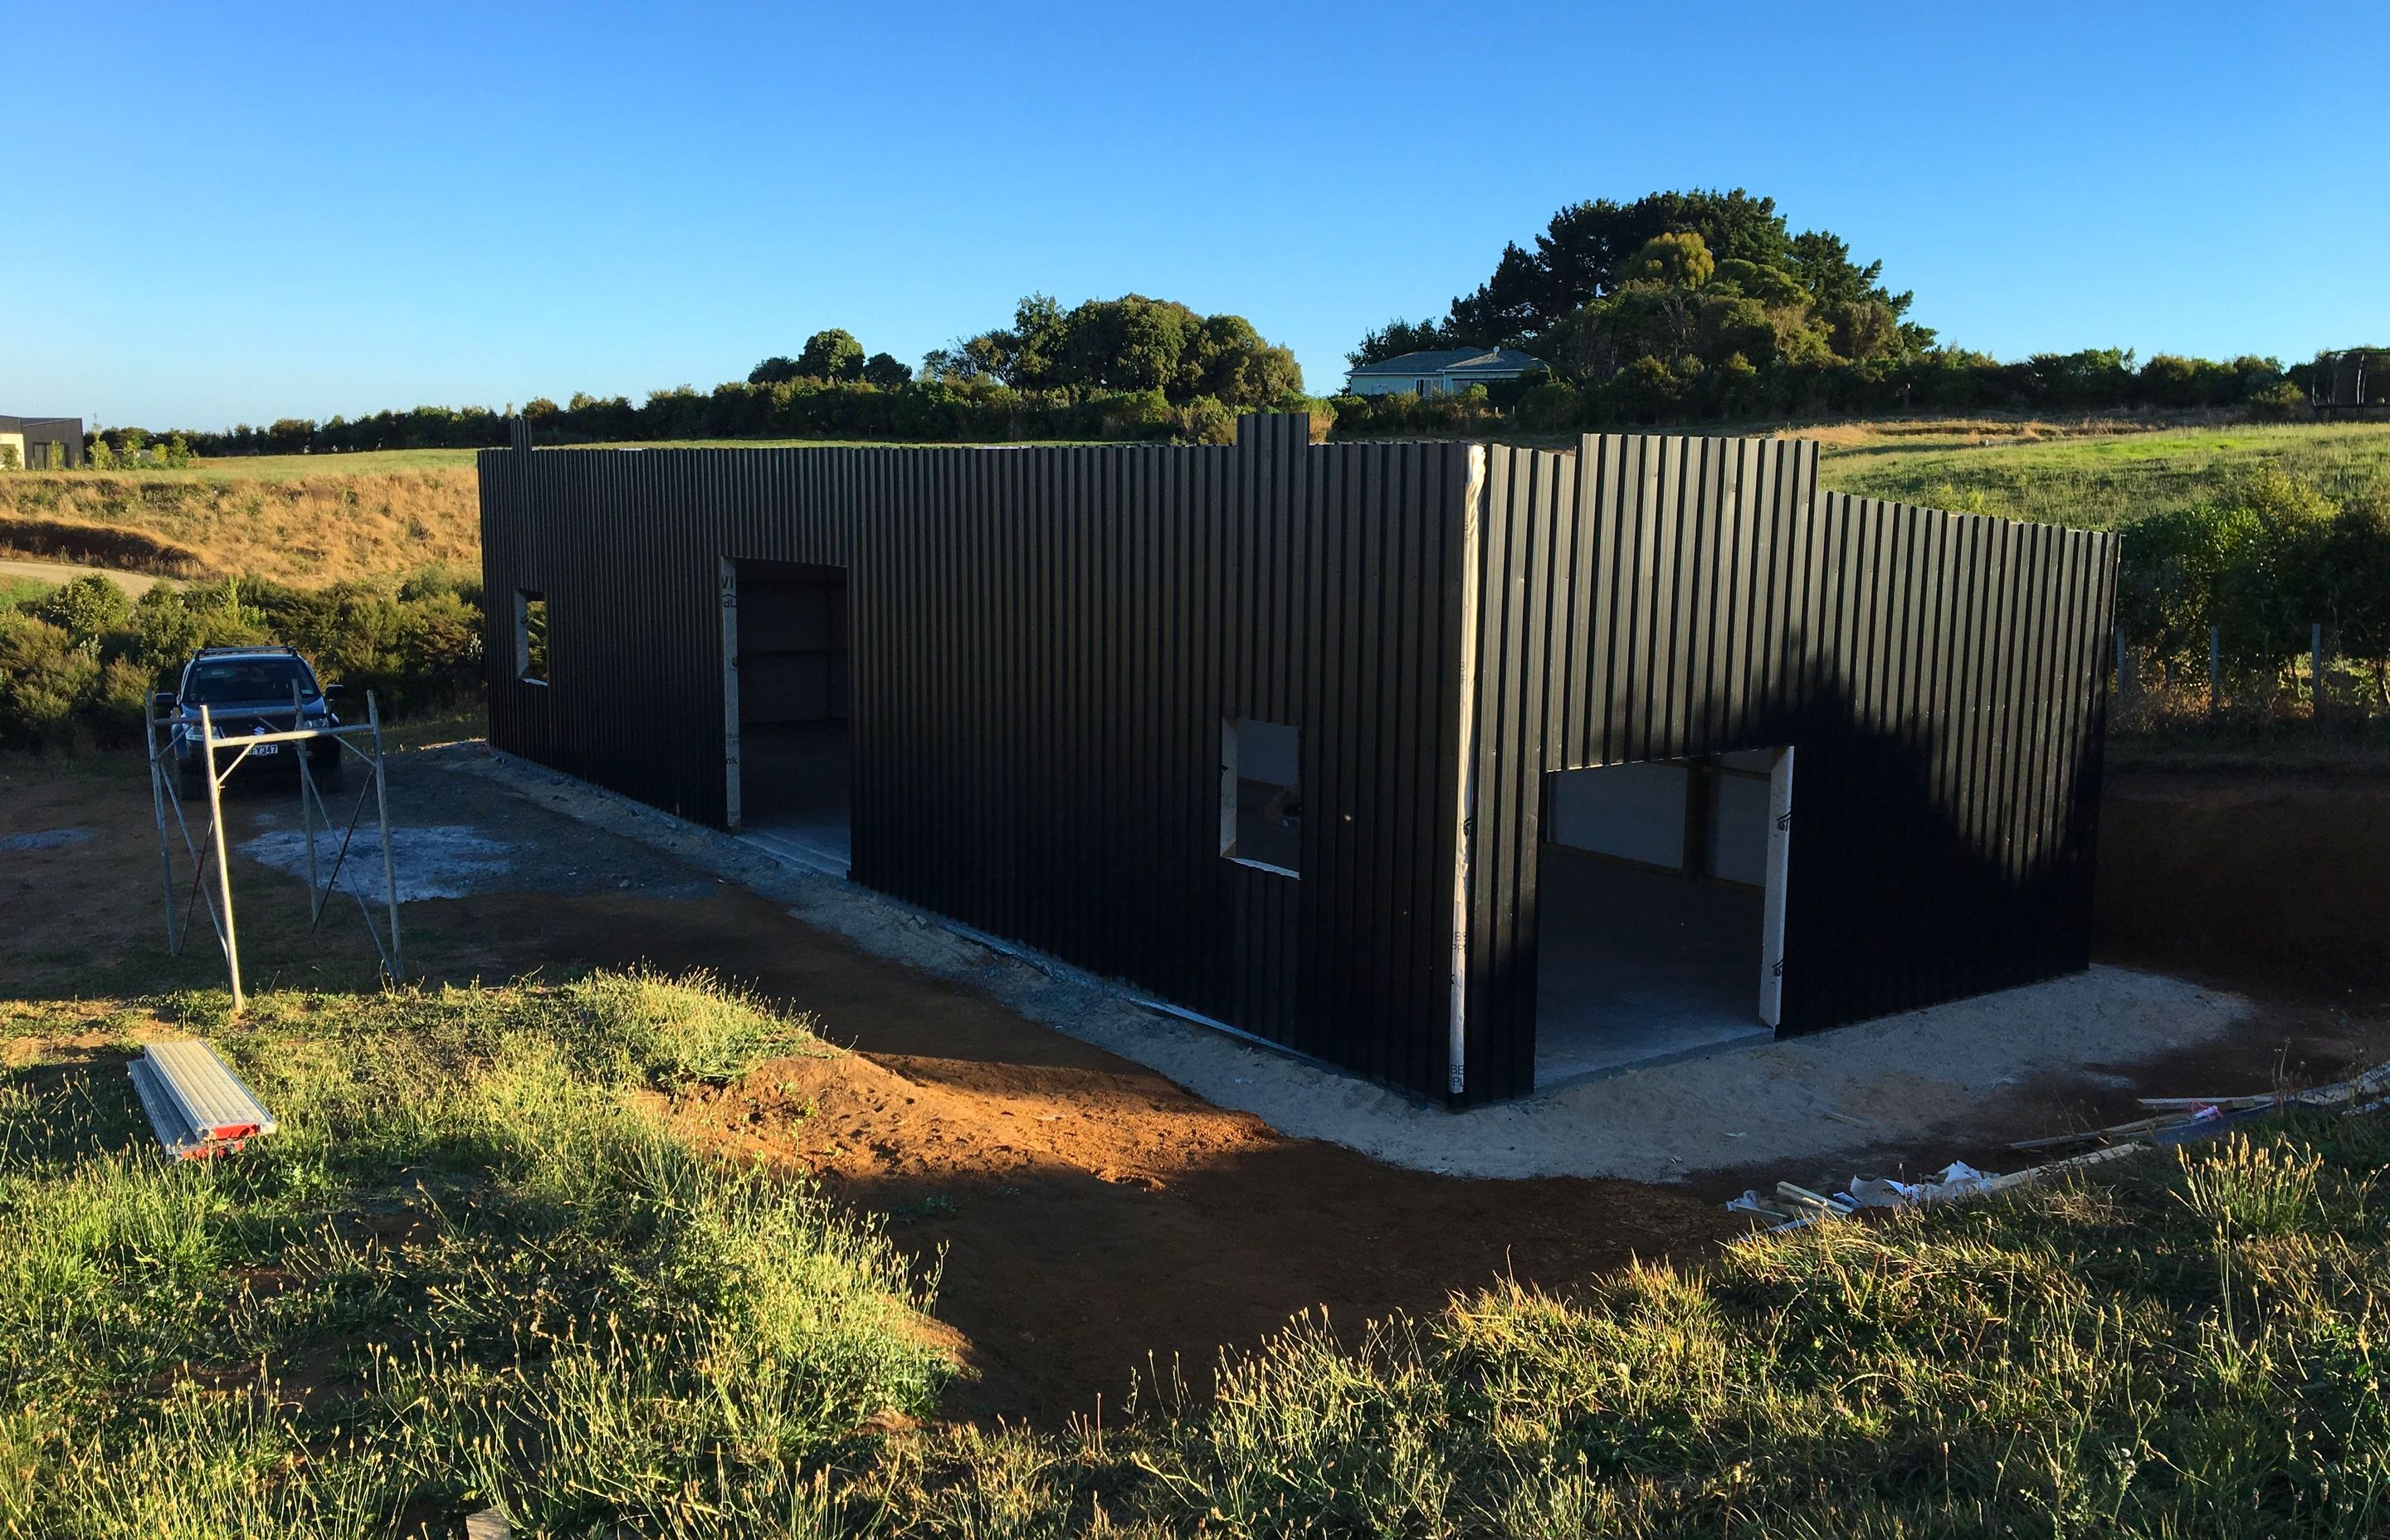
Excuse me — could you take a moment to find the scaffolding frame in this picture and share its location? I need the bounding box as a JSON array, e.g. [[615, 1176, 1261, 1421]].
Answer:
[[143, 687, 403, 1011]]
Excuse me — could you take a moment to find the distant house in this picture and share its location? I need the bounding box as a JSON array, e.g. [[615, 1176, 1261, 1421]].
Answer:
[[0, 416, 84, 469], [1344, 347, 1548, 398]]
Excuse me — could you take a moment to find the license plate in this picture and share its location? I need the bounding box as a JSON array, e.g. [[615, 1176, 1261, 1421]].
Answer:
[[251, 743, 280, 756]]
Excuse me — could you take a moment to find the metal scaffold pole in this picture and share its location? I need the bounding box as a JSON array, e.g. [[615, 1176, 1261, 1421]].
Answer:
[[145, 687, 409, 1010], [199, 704, 244, 1011]]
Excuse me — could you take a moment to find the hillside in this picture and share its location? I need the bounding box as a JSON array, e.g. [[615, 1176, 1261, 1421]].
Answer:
[[0, 465, 480, 585], [1811, 417, 2390, 529]]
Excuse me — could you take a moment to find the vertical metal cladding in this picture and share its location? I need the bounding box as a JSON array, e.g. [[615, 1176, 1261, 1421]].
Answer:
[[1459, 435, 2119, 1102], [479, 420, 2117, 1108], [478, 416, 1473, 1101]]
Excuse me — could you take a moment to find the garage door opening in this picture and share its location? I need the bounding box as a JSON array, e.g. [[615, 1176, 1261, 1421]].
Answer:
[[726, 560, 851, 872], [1534, 748, 1792, 1087]]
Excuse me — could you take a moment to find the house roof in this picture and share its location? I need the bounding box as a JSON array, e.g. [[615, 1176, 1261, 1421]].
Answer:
[[1347, 347, 1549, 378]]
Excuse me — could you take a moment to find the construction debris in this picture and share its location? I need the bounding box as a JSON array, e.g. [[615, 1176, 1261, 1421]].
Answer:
[[1727, 1058, 2390, 1235], [2006, 1059, 2390, 1155], [128, 1040, 278, 1160]]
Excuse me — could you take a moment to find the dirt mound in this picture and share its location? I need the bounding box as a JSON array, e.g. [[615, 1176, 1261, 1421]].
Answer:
[[634, 963, 1740, 1423]]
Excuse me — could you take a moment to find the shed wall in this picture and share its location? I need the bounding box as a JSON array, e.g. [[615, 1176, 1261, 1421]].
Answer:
[[1457, 436, 2119, 1101], [480, 417, 1475, 1099]]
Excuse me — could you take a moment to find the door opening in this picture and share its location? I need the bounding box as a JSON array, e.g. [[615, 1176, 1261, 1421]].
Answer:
[[1532, 748, 1792, 1087], [726, 559, 851, 872]]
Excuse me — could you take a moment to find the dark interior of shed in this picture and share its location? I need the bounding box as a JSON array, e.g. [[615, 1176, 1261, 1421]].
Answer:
[[734, 560, 852, 872], [1532, 753, 1783, 1088]]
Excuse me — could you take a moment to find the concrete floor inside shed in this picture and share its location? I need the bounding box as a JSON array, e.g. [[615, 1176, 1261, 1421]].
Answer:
[[738, 724, 851, 874], [1533, 850, 1773, 1088]]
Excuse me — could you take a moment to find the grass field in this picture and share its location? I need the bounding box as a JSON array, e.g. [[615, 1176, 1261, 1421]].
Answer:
[[0, 466, 480, 586], [0, 972, 953, 1533], [9, 964, 2387, 1534], [0, 573, 54, 608], [9, 417, 2388, 590], [1812, 417, 2390, 529]]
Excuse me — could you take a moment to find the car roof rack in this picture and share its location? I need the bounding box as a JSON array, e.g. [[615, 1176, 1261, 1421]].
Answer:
[[193, 644, 303, 658]]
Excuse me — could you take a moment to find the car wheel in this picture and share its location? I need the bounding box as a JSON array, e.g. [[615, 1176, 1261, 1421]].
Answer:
[[314, 754, 345, 793], [179, 758, 207, 802]]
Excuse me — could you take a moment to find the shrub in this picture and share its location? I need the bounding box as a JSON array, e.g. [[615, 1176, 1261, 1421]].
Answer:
[[0, 615, 100, 748], [1175, 395, 1236, 445], [28, 574, 130, 641], [0, 568, 485, 752], [2246, 378, 2311, 422]]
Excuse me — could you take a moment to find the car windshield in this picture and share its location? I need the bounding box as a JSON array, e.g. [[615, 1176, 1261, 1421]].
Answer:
[[186, 657, 318, 705]]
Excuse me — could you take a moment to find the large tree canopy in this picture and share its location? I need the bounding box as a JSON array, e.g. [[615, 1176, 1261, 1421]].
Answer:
[[928, 294, 1303, 407], [1350, 188, 1930, 370]]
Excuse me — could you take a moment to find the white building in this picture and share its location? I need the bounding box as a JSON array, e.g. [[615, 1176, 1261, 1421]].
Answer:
[[1344, 347, 1549, 398]]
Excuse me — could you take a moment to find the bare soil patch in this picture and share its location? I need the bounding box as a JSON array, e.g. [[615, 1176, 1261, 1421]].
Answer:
[[2096, 767, 2390, 1007]]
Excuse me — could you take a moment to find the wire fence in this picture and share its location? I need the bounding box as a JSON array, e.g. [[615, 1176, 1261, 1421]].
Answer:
[[2111, 621, 2390, 733]]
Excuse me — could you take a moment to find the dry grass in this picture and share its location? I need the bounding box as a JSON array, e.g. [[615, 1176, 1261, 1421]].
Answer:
[[0, 469, 480, 586], [1791, 412, 2183, 451]]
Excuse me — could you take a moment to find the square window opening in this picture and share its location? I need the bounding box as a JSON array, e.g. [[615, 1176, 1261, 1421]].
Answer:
[[1221, 717, 1301, 876], [515, 591, 549, 684]]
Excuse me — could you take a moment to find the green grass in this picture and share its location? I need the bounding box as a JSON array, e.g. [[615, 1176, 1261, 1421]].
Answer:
[[1818, 421, 2390, 529], [843, 1118, 2390, 1538], [11, 966, 2390, 1534], [0, 971, 949, 1535], [0, 574, 56, 609], [55, 447, 484, 480]]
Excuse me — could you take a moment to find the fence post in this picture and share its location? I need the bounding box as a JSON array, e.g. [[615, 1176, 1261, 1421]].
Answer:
[[2114, 626, 2125, 694], [2313, 621, 2327, 721], [2208, 626, 2222, 715]]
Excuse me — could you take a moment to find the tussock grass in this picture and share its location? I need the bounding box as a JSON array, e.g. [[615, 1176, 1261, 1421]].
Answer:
[[846, 1119, 2390, 1538], [0, 469, 480, 586], [0, 972, 946, 1536], [10, 992, 2390, 1535]]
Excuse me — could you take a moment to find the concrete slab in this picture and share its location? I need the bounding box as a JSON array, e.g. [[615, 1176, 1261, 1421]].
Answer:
[[441, 745, 2261, 1184], [1534, 850, 1773, 1086]]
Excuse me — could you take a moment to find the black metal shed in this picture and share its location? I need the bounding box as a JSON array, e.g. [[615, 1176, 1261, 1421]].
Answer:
[[480, 414, 2117, 1106]]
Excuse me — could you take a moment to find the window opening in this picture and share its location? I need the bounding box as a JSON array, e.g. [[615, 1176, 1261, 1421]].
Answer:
[[1221, 717, 1301, 875]]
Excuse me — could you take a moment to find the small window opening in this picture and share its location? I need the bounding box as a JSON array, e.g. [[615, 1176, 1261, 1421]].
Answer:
[[515, 591, 549, 683], [1222, 717, 1301, 875]]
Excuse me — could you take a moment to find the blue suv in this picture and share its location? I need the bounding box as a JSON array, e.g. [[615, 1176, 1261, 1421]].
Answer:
[[156, 646, 344, 800]]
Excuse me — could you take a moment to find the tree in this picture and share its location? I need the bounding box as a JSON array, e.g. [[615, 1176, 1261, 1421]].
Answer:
[[1623, 231, 1715, 289], [1347, 317, 1455, 369], [861, 352, 913, 388], [748, 356, 802, 385], [32, 574, 131, 641], [1433, 188, 1916, 358], [796, 329, 866, 382], [941, 295, 1300, 406]]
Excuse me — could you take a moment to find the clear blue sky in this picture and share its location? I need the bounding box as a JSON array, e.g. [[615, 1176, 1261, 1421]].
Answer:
[[8, 1, 2384, 429]]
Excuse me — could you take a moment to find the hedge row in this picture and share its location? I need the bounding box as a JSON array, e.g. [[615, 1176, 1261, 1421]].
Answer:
[[1332, 348, 2310, 437], [0, 572, 482, 750], [168, 378, 1307, 457]]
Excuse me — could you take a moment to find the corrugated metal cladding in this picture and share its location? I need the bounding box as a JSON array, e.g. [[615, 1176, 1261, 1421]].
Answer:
[[1461, 436, 2118, 1099], [480, 417, 2118, 1107], [481, 416, 1480, 1099]]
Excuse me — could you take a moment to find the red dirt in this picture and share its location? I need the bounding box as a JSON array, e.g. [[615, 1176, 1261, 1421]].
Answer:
[[451, 889, 1741, 1423]]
